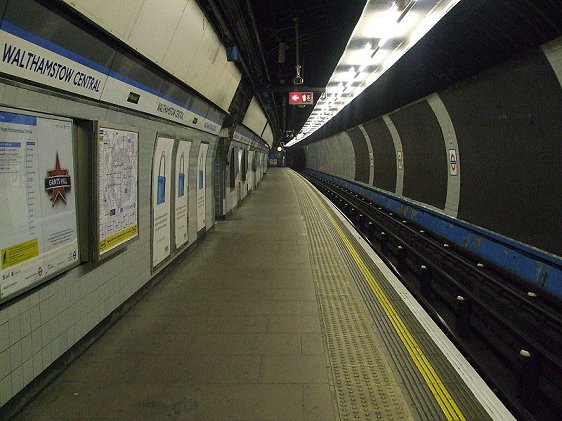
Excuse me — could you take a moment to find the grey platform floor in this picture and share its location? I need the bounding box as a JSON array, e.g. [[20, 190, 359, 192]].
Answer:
[[14, 168, 417, 420]]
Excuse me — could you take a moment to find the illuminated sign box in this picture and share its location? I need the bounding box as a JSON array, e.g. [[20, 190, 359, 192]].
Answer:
[[289, 92, 313, 105]]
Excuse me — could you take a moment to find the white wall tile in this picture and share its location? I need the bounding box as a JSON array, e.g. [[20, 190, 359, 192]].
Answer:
[[11, 366, 23, 395], [20, 311, 31, 338], [50, 339, 60, 362], [0, 310, 8, 326], [58, 331, 68, 355], [30, 306, 40, 332], [48, 296, 57, 320], [9, 343, 22, 372], [0, 375, 12, 406], [32, 353, 43, 378], [21, 335, 32, 363], [8, 318, 20, 346], [0, 349, 10, 379], [19, 297, 32, 313], [39, 301, 50, 325], [40, 324, 50, 347], [55, 291, 64, 316], [49, 317, 59, 345], [22, 358, 33, 387], [0, 322, 9, 353], [28, 293, 39, 308], [41, 345, 52, 370], [6, 301, 19, 321], [31, 330, 42, 355]]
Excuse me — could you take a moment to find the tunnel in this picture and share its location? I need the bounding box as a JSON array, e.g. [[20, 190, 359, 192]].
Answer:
[[0, 1, 561, 420]]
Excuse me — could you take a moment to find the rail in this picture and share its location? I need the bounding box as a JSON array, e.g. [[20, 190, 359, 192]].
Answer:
[[302, 170, 562, 421]]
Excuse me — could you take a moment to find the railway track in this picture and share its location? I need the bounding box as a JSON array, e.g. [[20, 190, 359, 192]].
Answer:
[[302, 171, 562, 421]]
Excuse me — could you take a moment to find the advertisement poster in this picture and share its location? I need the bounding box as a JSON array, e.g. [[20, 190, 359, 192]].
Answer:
[[0, 110, 78, 300], [248, 150, 255, 189], [175, 140, 191, 249], [97, 125, 138, 257], [152, 136, 175, 268], [196, 143, 208, 231]]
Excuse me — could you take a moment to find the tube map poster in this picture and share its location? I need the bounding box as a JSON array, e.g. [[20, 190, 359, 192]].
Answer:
[[97, 125, 138, 257]]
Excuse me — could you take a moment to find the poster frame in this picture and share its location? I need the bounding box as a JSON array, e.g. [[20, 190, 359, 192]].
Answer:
[[93, 121, 139, 262], [196, 141, 209, 233], [0, 106, 80, 304], [150, 133, 177, 272], [173, 138, 192, 252]]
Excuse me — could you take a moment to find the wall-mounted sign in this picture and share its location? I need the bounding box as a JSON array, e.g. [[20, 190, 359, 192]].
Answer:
[[289, 92, 313, 105], [449, 149, 458, 176], [96, 124, 139, 258], [0, 109, 79, 301]]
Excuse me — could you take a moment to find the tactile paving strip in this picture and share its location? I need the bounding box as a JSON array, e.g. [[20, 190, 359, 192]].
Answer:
[[292, 172, 492, 421], [292, 174, 413, 421], [338, 232, 491, 421]]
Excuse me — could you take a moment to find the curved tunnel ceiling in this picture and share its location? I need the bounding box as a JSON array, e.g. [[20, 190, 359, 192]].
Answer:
[[294, 0, 562, 146], [199, 0, 562, 146], [251, 0, 367, 137]]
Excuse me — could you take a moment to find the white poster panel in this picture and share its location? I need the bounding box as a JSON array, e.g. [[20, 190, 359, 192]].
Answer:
[[0, 110, 78, 300], [248, 150, 255, 190], [152, 136, 175, 267], [196, 143, 209, 231], [175, 140, 191, 249], [97, 126, 138, 257]]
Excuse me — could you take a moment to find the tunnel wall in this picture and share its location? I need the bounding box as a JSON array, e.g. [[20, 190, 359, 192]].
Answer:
[[304, 37, 562, 258], [61, 0, 241, 113], [305, 132, 355, 180], [0, 81, 218, 407], [62, 0, 273, 145], [242, 97, 269, 146], [0, 0, 269, 408], [222, 131, 269, 216]]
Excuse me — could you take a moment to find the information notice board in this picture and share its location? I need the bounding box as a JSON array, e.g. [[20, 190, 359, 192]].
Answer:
[[0, 109, 79, 301], [95, 123, 139, 259]]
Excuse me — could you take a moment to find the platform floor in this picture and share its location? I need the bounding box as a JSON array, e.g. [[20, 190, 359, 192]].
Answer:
[[14, 168, 511, 420]]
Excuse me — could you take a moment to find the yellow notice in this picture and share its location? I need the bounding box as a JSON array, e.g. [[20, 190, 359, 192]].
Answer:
[[1, 239, 39, 270], [99, 224, 137, 254]]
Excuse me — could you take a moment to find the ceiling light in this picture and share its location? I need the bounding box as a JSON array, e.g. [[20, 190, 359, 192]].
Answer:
[[286, 0, 462, 148]]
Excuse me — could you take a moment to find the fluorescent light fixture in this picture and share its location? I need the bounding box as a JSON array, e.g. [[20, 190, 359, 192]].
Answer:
[[286, 0, 462, 147]]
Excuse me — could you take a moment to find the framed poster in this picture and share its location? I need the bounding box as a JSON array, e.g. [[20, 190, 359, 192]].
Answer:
[[175, 140, 191, 249], [0, 108, 79, 301], [196, 142, 209, 231], [151, 135, 175, 268], [95, 123, 139, 259]]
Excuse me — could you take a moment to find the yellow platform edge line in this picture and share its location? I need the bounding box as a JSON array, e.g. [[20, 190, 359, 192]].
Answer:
[[311, 189, 466, 421]]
